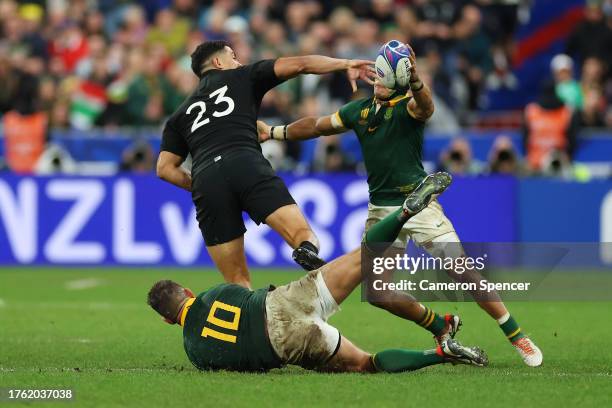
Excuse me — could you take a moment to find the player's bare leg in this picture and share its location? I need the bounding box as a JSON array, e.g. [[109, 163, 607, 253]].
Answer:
[[206, 235, 251, 289], [321, 333, 486, 373], [319, 335, 375, 373], [358, 173, 461, 341], [322, 173, 457, 330], [265, 204, 318, 248], [365, 281, 426, 322], [265, 204, 326, 271]]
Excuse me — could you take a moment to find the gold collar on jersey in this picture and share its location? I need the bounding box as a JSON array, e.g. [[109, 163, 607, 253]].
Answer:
[[373, 94, 409, 108], [363, 95, 409, 131], [179, 297, 196, 326]]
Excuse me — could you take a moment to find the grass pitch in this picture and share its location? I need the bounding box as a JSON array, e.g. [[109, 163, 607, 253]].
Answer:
[[1, 268, 611, 407]]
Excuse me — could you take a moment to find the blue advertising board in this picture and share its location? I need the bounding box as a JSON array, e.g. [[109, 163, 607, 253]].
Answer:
[[519, 179, 612, 242], [0, 174, 522, 266]]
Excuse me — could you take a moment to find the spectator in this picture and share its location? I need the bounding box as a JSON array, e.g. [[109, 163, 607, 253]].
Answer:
[[123, 46, 179, 126], [486, 45, 518, 92], [368, 0, 395, 26], [259, 21, 293, 58], [113, 5, 148, 48], [119, 141, 154, 173], [200, 6, 228, 41], [438, 137, 481, 176], [581, 56, 606, 91], [418, 65, 460, 133], [18, 3, 48, 63], [75, 34, 108, 79], [551, 54, 583, 109], [487, 135, 521, 176], [48, 22, 89, 73], [35, 144, 77, 174], [322, 143, 356, 172], [413, 0, 457, 54], [0, 0, 608, 177], [453, 5, 493, 110], [566, 0, 612, 69], [83, 9, 105, 36], [146, 8, 190, 57], [337, 19, 380, 62], [68, 68, 108, 130], [578, 88, 606, 127], [540, 150, 574, 180], [523, 82, 578, 172]]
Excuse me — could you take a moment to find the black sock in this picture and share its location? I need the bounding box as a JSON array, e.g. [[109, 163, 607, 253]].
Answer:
[[299, 241, 319, 254]]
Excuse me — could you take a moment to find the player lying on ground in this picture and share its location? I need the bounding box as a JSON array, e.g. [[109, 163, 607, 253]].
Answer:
[[147, 172, 488, 372], [257, 40, 542, 367], [156, 40, 376, 286]]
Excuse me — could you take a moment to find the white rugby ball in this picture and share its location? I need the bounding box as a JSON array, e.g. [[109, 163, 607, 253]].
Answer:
[[375, 40, 412, 89]]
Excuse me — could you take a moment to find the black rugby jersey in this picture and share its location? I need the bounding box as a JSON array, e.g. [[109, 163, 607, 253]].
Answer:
[[160, 59, 284, 178]]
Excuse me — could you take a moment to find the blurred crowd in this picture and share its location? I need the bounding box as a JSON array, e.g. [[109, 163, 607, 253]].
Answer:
[[0, 0, 611, 177]]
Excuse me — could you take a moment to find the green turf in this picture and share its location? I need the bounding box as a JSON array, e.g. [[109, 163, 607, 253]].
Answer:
[[1, 268, 611, 407]]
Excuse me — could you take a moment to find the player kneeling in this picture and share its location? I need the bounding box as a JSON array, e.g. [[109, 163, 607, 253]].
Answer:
[[147, 172, 488, 372]]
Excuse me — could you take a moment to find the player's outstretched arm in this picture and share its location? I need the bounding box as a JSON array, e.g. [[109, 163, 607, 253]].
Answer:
[[274, 56, 376, 92], [156, 151, 192, 192], [257, 115, 346, 143], [405, 45, 434, 122]]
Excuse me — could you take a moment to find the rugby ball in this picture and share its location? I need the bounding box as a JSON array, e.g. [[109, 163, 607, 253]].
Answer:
[[375, 40, 412, 89]]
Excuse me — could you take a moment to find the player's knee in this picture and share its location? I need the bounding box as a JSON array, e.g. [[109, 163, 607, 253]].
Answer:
[[353, 354, 375, 373], [327, 352, 373, 373]]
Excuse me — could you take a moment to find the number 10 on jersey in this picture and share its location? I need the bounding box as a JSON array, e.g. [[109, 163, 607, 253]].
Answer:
[[201, 300, 241, 343]]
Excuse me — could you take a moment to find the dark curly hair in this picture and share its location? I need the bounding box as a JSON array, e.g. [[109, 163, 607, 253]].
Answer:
[[147, 280, 188, 323], [190, 40, 231, 78]]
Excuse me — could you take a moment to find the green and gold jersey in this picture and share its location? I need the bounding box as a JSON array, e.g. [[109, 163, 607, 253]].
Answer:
[[337, 95, 427, 206], [180, 283, 281, 372]]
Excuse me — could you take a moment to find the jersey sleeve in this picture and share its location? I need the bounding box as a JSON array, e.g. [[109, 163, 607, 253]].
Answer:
[[337, 100, 362, 130], [244, 59, 284, 99], [160, 120, 189, 159]]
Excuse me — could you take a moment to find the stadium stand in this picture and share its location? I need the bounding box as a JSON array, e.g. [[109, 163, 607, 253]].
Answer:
[[0, 0, 610, 178]]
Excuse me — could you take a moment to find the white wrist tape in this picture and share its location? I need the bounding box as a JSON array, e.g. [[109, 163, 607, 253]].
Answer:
[[271, 126, 285, 140]]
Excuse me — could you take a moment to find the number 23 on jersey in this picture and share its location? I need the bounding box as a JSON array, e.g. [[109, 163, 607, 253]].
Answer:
[[186, 85, 235, 133]]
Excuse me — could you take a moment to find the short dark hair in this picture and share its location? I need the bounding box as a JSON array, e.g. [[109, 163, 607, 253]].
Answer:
[[147, 280, 188, 323], [190, 40, 231, 78]]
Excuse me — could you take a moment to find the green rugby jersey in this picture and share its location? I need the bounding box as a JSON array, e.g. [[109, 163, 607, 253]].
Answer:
[[180, 283, 281, 371], [337, 95, 427, 206]]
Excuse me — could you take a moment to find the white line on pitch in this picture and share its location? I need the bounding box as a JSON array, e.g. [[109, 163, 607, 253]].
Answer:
[[65, 278, 104, 290]]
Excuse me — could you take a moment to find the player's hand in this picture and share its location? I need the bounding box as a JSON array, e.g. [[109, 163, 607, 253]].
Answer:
[[257, 120, 271, 143], [405, 44, 418, 77], [346, 59, 376, 92]]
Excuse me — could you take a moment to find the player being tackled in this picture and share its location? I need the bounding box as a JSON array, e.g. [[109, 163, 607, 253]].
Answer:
[[147, 172, 488, 372], [257, 40, 542, 367]]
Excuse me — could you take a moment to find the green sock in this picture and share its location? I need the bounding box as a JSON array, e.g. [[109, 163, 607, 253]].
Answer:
[[417, 306, 447, 336], [372, 349, 444, 373], [364, 207, 409, 246], [499, 315, 525, 343]]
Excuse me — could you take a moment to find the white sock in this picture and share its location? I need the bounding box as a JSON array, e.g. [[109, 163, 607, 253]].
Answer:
[[497, 312, 510, 325]]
